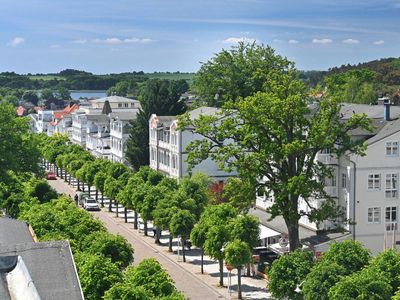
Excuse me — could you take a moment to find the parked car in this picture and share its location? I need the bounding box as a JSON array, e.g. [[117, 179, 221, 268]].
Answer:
[[45, 172, 57, 180], [78, 192, 90, 207], [83, 197, 100, 211]]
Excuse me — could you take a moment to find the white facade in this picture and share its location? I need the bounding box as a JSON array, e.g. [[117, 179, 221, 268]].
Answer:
[[149, 107, 236, 181], [110, 118, 132, 164]]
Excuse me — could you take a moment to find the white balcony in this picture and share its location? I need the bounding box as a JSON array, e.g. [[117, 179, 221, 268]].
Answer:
[[324, 186, 338, 197], [317, 153, 338, 165]]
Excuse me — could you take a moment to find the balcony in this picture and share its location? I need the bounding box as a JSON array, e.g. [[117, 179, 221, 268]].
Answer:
[[324, 186, 338, 197], [97, 131, 110, 138], [317, 153, 338, 165]]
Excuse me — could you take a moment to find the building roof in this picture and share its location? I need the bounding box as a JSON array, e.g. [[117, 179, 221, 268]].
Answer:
[[0, 218, 34, 246], [110, 110, 139, 121], [91, 96, 139, 104], [0, 241, 83, 300], [366, 117, 400, 145], [188, 106, 220, 120], [340, 103, 400, 120]]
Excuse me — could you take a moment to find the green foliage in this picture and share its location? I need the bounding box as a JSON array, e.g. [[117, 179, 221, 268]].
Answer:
[[126, 79, 187, 170], [229, 214, 260, 249], [107, 80, 139, 97], [328, 268, 392, 300], [302, 262, 347, 300], [193, 42, 294, 106], [75, 253, 122, 300], [104, 258, 184, 300], [83, 231, 134, 269], [267, 250, 314, 300], [0, 102, 41, 182], [325, 69, 378, 104], [224, 240, 252, 268], [23, 177, 58, 203], [320, 240, 370, 274], [22, 90, 39, 105], [169, 209, 196, 239], [40, 88, 55, 100], [367, 249, 400, 294], [223, 177, 255, 212]]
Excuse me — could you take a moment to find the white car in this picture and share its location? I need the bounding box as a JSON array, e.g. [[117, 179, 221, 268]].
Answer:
[[83, 197, 100, 211]]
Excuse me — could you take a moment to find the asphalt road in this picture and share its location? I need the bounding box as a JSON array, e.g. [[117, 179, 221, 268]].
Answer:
[[47, 178, 226, 300]]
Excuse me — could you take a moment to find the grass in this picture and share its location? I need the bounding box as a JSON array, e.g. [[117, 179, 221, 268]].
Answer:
[[28, 75, 66, 81]]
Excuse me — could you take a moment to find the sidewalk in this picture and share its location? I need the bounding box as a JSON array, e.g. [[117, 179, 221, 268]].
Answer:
[[48, 175, 272, 300]]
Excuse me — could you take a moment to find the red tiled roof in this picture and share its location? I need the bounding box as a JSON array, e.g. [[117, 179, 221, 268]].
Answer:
[[50, 121, 57, 126], [63, 104, 79, 114], [54, 112, 64, 120]]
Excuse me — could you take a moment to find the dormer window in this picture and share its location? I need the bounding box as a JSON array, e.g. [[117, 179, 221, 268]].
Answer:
[[386, 141, 399, 156]]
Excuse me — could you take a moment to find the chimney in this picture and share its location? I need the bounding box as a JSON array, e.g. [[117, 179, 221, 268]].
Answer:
[[384, 102, 391, 121]]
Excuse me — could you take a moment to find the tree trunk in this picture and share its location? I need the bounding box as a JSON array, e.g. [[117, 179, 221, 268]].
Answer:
[[116, 201, 119, 217], [169, 236, 173, 252], [219, 259, 224, 287], [246, 263, 251, 277], [101, 192, 104, 207], [201, 249, 204, 274], [95, 189, 98, 201], [108, 197, 112, 212], [144, 221, 148, 236], [88, 185, 91, 196], [60, 168, 63, 179], [77, 179, 80, 191], [238, 267, 242, 300], [124, 207, 127, 223], [134, 211, 138, 230], [68, 173, 71, 184], [182, 237, 186, 262], [155, 228, 161, 244], [56, 166, 59, 177], [287, 220, 301, 252], [82, 182, 85, 192]]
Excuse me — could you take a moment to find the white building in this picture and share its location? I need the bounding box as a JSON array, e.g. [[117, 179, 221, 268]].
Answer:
[[256, 103, 400, 255], [30, 109, 53, 134], [71, 96, 140, 162], [149, 107, 236, 181]]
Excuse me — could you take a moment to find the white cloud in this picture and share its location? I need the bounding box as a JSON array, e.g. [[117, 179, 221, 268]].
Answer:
[[222, 37, 257, 43], [72, 39, 87, 44], [272, 38, 283, 43], [8, 37, 25, 47], [288, 39, 299, 44], [312, 38, 333, 44], [50, 44, 61, 48], [92, 37, 153, 44], [373, 40, 385, 45], [342, 38, 360, 44]]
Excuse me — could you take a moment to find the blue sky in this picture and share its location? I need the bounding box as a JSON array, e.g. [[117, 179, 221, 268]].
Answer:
[[0, 0, 399, 73]]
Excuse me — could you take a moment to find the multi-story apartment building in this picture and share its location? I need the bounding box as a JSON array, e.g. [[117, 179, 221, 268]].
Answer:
[[256, 103, 400, 254], [110, 111, 137, 164], [30, 109, 53, 133], [149, 106, 236, 181], [70, 96, 140, 162], [47, 104, 80, 137]]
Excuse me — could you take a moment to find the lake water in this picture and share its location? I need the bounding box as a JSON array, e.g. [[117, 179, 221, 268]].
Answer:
[[70, 90, 107, 100]]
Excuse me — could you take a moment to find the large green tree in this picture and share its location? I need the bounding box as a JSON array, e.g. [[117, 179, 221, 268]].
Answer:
[[180, 44, 371, 251], [125, 79, 187, 170], [0, 102, 41, 182]]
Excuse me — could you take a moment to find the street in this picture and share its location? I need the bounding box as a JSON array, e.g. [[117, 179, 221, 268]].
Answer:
[[47, 177, 271, 300]]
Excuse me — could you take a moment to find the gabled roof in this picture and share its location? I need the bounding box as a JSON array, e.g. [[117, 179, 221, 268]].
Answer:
[[0, 218, 34, 246], [63, 104, 79, 114], [91, 96, 139, 104], [0, 241, 83, 300]]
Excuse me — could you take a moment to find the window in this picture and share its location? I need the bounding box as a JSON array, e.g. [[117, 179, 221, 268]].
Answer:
[[341, 173, 347, 188], [368, 174, 380, 190], [386, 173, 398, 198], [385, 206, 398, 231], [367, 207, 380, 223], [386, 141, 399, 156], [118, 103, 122, 108]]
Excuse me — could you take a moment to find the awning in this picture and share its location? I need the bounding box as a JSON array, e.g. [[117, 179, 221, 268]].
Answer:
[[259, 224, 281, 239]]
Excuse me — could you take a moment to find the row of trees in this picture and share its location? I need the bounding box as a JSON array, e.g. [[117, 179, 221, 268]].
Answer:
[[39, 133, 260, 299], [268, 240, 400, 300]]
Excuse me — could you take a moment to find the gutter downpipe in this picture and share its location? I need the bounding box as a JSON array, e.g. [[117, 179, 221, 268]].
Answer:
[[349, 159, 356, 241]]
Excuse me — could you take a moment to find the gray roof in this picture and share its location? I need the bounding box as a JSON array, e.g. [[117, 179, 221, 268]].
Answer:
[[110, 110, 140, 121], [340, 103, 400, 119], [91, 96, 139, 104], [366, 117, 400, 145], [188, 106, 220, 120], [86, 114, 110, 123], [0, 241, 83, 300], [0, 218, 34, 246]]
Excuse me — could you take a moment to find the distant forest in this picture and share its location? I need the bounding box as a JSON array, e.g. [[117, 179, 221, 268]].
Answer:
[[0, 69, 194, 91], [300, 57, 400, 91]]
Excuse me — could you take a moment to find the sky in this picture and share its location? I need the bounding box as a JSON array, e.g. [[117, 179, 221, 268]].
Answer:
[[0, 0, 399, 74]]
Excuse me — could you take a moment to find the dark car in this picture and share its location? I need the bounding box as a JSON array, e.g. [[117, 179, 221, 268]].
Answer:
[[45, 172, 57, 180]]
